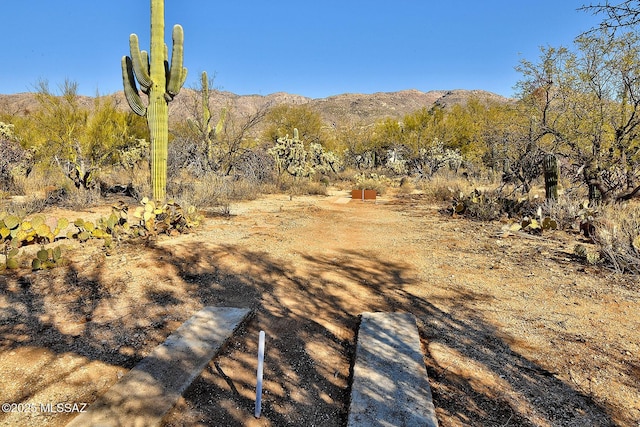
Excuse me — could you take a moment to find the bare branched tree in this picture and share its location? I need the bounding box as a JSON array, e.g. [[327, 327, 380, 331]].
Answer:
[[580, 1, 640, 31], [217, 103, 271, 176]]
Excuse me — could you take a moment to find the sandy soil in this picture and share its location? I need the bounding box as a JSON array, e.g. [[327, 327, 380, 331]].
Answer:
[[0, 189, 638, 426]]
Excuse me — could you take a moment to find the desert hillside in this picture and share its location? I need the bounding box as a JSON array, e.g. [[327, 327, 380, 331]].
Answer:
[[0, 88, 510, 127]]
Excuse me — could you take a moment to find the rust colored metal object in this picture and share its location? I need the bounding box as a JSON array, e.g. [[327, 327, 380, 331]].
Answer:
[[351, 189, 377, 200]]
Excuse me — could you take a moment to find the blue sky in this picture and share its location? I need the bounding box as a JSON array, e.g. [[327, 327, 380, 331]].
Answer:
[[1, 1, 602, 99]]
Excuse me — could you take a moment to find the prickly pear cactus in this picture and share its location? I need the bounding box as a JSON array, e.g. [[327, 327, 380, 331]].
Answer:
[[32, 246, 67, 270], [132, 197, 202, 236]]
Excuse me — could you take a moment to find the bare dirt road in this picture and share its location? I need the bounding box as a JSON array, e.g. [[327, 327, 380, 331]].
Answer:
[[0, 189, 638, 426]]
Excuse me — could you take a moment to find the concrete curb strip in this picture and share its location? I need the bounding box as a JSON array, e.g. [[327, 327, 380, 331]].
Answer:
[[66, 306, 251, 427], [347, 312, 438, 427]]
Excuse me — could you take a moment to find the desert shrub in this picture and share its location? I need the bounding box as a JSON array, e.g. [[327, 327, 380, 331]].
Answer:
[[3, 165, 69, 215], [395, 176, 415, 195], [592, 203, 640, 275], [234, 147, 276, 184], [332, 167, 359, 189], [539, 188, 587, 231], [59, 186, 103, 210], [5, 196, 50, 217], [168, 136, 209, 179], [407, 140, 464, 178], [12, 161, 66, 195], [279, 177, 328, 196], [96, 163, 147, 201], [18, 82, 145, 191], [169, 172, 263, 208], [452, 188, 543, 222], [352, 172, 392, 195], [0, 137, 32, 194], [216, 177, 262, 201], [418, 171, 474, 202], [6, 186, 104, 216]]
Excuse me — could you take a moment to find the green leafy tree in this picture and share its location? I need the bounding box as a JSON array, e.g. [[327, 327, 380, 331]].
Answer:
[[370, 117, 404, 168], [20, 80, 144, 189], [334, 121, 375, 169], [264, 104, 325, 146], [516, 31, 640, 201], [402, 106, 445, 154], [444, 99, 490, 162]]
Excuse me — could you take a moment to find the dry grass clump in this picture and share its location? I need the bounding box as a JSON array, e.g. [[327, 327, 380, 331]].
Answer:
[[3, 164, 105, 214], [593, 202, 640, 276], [394, 176, 415, 195], [277, 176, 328, 196], [418, 171, 475, 202], [10, 165, 63, 197], [168, 172, 263, 208], [539, 187, 588, 231], [330, 168, 393, 195], [351, 172, 392, 196], [60, 186, 102, 209]]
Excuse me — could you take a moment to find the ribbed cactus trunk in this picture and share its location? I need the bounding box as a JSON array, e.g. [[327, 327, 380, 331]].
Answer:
[[584, 159, 602, 205], [149, 0, 168, 201], [201, 71, 213, 163], [121, 0, 187, 202], [148, 100, 169, 201], [543, 153, 558, 201]]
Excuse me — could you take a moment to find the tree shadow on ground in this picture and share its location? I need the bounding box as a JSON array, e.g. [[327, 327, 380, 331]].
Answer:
[[0, 237, 628, 426], [0, 248, 263, 425], [153, 243, 620, 427]]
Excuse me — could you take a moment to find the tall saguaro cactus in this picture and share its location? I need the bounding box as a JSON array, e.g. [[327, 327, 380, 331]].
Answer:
[[121, 0, 187, 201], [196, 71, 226, 168], [199, 71, 215, 163]]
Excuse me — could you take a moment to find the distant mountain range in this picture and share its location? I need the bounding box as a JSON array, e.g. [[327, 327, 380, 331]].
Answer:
[[0, 88, 510, 128]]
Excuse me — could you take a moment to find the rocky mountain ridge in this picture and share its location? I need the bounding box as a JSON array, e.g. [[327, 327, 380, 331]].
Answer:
[[0, 88, 511, 127]]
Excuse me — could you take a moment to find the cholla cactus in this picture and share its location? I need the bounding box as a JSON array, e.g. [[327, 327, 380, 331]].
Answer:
[[269, 129, 311, 178], [0, 122, 15, 140], [308, 143, 342, 174], [413, 140, 463, 176], [386, 158, 407, 174], [269, 128, 342, 178]]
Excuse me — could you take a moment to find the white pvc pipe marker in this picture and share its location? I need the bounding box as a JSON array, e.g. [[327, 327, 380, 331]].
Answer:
[[255, 330, 265, 418]]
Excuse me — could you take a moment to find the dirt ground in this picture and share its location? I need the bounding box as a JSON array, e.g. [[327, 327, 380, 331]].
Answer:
[[0, 189, 638, 427]]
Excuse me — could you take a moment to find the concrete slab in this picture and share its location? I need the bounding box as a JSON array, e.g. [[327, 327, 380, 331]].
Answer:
[[333, 196, 352, 204], [348, 312, 438, 427], [67, 306, 251, 427]]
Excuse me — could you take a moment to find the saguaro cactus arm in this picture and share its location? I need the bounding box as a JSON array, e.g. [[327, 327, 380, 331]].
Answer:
[[121, 56, 147, 117], [201, 71, 212, 134], [128, 34, 152, 91], [166, 25, 188, 99]]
